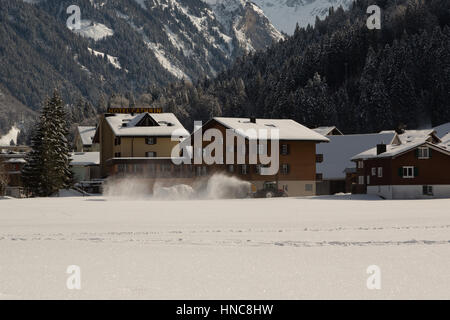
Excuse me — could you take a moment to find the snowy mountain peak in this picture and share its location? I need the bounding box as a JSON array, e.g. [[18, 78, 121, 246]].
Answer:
[[252, 0, 353, 34]]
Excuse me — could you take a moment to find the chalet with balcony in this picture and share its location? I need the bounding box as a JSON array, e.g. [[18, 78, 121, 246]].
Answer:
[[93, 112, 190, 181], [186, 117, 329, 196]]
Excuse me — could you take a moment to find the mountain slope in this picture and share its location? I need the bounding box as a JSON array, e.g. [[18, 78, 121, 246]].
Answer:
[[252, 0, 353, 34], [151, 0, 450, 133], [0, 0, 283, 134]]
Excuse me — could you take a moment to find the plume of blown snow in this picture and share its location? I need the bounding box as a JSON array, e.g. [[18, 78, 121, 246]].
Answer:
[[103, 174, 251, 200], [202, 174, 251, 199], [153, 183, 196, 200], [103, 177, 152, 199]]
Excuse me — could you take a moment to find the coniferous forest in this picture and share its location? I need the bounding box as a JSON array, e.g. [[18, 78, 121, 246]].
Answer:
[[150, 0, 450, 132], [1, 0, 449, 138]]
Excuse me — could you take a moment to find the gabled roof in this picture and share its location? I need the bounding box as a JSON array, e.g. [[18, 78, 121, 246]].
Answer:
[[316, 132, 397, 180], [212, 117, 330, 142], [434, 122, 450, 139], [398, 129, 440, 144], [312, 126, 343, 136], [105, 113, 189, 138], [351, 140, 450, 161], [77, 126, 96, 146], [70, 152, 100, 166], [438, 133, 450, 150]]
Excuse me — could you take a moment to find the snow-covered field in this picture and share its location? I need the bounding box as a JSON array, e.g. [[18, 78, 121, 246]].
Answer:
[[0, 195, 449, 299]]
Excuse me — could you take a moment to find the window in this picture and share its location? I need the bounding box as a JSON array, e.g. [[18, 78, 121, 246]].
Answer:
[[146, 151, 157, 157], [281, 144, 289, 155], [358, 161, 364, 169], [378, 167, 383, 178], [358, 176, 364, 185], [316, 154, 324, 163], [402, 166, 415, 178], [371, 168, 376, 176], [423, 185, 433, 196], [417, 147, 430, 159], [196, 166, 202, 177], [202, 166, 207, 176], [240, 165, 248, 175], [281, 164, 290, 175], [255, 164, 261, 174], [367, 175, 370, 185], [227, 165, 234, 173], [117, 164, 125, 173], [146, 137, 157, 145], [305, 184, 313, 192], [114, 137, 121, 146], [114, 152, 121, 158]]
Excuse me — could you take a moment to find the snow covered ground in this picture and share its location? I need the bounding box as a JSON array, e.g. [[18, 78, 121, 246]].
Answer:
[[0, 195, 449, 299], [0, 126, 20, 146]]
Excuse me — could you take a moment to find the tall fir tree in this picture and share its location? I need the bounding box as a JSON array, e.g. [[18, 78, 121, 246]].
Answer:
[[22, 90, 73, 197]]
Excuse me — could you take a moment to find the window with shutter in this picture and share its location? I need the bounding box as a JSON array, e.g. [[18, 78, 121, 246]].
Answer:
[[402, 166, 414, 178], [378, 167, 383, 178], [358, 176, 364, 185]]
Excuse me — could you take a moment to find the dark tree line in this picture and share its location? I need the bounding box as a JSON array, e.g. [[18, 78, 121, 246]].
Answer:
[[150, 0, 450, 133]]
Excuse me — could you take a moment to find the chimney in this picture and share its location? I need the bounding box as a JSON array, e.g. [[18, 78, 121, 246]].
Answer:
[[250, 117, 256, 124], [377, 143, 387, 155]]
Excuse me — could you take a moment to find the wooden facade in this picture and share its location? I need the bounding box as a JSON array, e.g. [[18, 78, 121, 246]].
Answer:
[[189, 119, 322, 196], [353, 142, 450, 199]]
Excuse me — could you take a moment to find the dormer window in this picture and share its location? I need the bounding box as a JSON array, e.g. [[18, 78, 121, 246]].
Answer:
[[135, 114, 158, 127]]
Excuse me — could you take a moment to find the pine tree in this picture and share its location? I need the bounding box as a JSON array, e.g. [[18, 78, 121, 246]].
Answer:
[[22, 90, 73, 197]]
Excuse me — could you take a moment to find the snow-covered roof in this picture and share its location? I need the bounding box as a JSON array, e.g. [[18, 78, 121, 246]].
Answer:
[[77, 126, 96, 146], [351, 140, 450, 160], [316, 132, 397, 180], [5, 158, 26, 164], [70, 152, 100, 166], [438, 133, 450, 150], [434, 122, 450, 139], [212, 117, 330, 142], [312, 126, 342, 136], [398, 129, 437, 144], [105, 113, 189, 138]]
